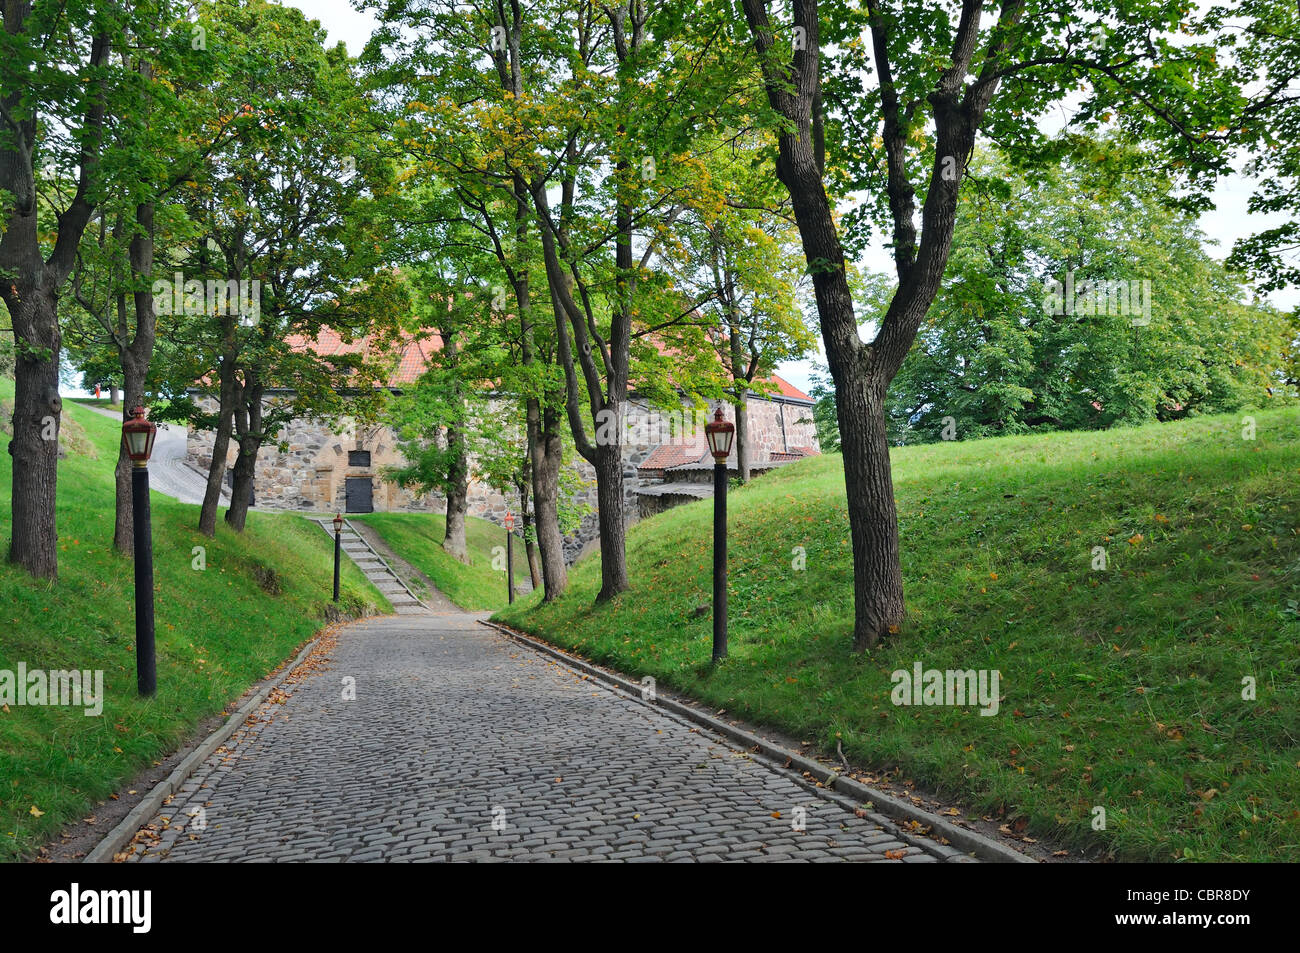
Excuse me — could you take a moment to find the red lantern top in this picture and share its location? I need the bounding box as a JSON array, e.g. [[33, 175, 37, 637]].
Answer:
[[504, 511, 514, 531], [121, 406, 157, 466], [705, 406, 735, 463], [333, 513, 344, 532]]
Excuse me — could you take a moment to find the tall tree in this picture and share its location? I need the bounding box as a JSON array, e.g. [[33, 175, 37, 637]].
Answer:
[[0, 2, 118, 578], [62, 4, 235, 554], [522, 0, 737, 601], [169, 0, 398, 534], [666, 131, 816, 480], [739, 0, 1249, 648], [362, 0, 575, 600]]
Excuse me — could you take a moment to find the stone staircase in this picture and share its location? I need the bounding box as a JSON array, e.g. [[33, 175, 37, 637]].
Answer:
[[313, 517, 428, 615]]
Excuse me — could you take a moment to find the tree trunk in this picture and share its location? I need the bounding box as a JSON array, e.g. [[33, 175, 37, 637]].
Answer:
[[529, 403, 567, 601], [592, 441, 629, 602], [839, 369, 906, 649], [442, 445, 469, 564], [6, 290, 62, 580], [523, 525, 542, 590], [198, 357, 237, 537], [734, 391, 751, 483], [517, 473, 542, 589], [0, 21, 107, 581], [530, 183, 630, 604], [225, 380, 262, 532], [115, 201, 159, 555], [224, 437, 259, 531], [109, 384, 120, 406]]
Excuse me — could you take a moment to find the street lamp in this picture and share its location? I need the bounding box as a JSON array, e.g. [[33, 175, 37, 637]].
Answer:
[[332, 513, 343, 603], [705, 406, 735, 663], [504, 511, 515, 605], [121, 407, 158, 696]]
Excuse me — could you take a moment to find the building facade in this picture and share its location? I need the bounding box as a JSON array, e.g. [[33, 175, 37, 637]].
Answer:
[[186, 331, 818, 561], [187, 385, 818, 562]]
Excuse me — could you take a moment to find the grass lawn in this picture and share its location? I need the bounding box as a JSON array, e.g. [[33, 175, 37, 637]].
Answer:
[[0, 379, 389, 861], [497, 406, 1300, 862], [351, 511, 530, 611]]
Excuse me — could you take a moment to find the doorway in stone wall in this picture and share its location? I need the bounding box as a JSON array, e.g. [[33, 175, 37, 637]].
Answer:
[[345, 476, 374, 513]]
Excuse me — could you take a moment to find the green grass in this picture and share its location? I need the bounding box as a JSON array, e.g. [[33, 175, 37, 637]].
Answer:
[[0, 379, 389, 861], [497, 406, 1300, 862], [351, 511, 530, 611]]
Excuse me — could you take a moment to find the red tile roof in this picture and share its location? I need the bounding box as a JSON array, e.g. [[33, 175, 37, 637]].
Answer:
[[288, 327, 812, 400], [637, 442, 710, 474], [286, 327, 443, 387], [762, 374, 812, 402]]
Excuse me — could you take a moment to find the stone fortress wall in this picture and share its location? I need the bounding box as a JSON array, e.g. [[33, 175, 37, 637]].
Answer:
[[187, 390, 818, 563]]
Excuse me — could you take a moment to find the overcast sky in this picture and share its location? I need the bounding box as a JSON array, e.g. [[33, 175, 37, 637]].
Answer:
[[290, 0, 1297, 396]]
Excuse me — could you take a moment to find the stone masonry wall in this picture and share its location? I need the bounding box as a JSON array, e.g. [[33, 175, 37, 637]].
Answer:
[[187, 391, 818, 564]]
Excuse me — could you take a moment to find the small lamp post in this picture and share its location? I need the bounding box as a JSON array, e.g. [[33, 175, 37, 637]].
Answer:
[[332, 513, 343, 603], [504, 511, 515, 605], [121, 407, 158, 696], [705, 406, 735, 663]]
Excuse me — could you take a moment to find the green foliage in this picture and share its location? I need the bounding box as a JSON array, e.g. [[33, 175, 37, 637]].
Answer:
[[808, 368, 841, 454], [886, 148, 1298, 444], [150, 0, 402, 437], [1207, 1, 1300, 292], [661, 130, 817, 406]]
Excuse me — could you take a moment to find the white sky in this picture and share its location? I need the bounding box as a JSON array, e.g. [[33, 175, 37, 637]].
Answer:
[[290, 0, 1297, 396]]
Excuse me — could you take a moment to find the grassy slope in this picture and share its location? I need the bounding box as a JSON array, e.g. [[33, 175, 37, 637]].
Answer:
[[498, 406, 1300, 862], [351, 511, 530, 611], [0, 380, 389, 861]]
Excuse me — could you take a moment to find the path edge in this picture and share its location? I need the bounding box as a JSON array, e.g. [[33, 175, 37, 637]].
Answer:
[[479, 619, 1037, 865], [83, 626, 336, 864]]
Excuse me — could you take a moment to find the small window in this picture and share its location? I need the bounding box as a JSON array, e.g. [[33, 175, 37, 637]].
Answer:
[[348, 450, 371, 468]]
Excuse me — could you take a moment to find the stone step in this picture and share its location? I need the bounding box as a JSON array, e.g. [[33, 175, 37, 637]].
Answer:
[[354, 561, 384, 571], [393, 605, 427, 615]]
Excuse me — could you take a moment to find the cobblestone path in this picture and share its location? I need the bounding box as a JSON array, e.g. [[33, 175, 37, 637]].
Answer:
[[122, 612, 970, 863]]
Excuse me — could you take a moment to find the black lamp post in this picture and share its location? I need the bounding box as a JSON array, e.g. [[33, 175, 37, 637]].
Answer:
[[332, 512, 343, 603], [504, 511, 515, 605], [705, 406, 735, 663], [121, 407, 158, 697]]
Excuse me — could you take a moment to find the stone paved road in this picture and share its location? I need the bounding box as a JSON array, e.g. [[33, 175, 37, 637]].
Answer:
[[122, 612, 969, 863]]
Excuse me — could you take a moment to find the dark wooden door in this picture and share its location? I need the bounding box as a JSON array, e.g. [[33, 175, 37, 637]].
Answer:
[[345, 477, 373, 513]]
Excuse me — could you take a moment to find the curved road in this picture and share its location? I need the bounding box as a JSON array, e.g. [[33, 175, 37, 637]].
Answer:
[[75, 402, 228, 506]]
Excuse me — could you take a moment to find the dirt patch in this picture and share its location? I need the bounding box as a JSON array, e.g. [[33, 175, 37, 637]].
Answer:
[[251, 563, 282, 595]]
